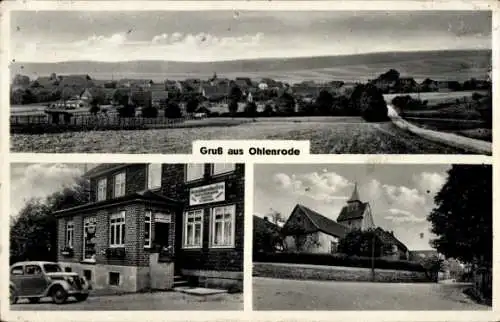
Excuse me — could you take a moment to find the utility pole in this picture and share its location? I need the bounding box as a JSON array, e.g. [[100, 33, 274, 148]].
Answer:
[[371, 231, 376, 281]]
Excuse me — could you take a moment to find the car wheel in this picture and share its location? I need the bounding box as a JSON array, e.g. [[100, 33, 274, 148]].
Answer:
[[75, 294, 89, 302], [28, 297, 40, 304], [9, 287, 18, 305], [51, 286, 68, 304]]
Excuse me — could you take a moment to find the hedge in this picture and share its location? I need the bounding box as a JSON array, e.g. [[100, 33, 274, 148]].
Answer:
[[253, 252, 426, 272]]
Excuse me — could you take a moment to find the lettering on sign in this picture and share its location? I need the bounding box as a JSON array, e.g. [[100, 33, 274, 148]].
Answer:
[[155, 213, 172, 223], [190, 182, 225, 206]]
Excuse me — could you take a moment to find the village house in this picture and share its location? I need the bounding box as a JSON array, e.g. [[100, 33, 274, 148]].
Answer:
[[281, 204, 348, 253], [151, 90, 169, 108], [53, 163, 244, 293]]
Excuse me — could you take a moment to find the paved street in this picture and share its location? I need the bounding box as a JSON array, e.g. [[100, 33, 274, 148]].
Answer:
[[253, 277, 489, 310], [12, 291, 243, 311]]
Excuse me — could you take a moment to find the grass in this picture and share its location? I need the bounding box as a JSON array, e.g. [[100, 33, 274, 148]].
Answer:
[[11, 117, 470, 154]]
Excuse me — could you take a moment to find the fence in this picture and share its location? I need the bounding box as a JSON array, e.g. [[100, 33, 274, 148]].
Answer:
[[10, 112, 196, 134]]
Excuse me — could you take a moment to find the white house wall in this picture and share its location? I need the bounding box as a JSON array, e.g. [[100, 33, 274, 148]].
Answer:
[[361, 205, 375, 230], [284, 232, 339, 254]]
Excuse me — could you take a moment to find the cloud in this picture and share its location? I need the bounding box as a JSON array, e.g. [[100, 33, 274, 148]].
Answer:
[[74, 33, 128, 47], [413, 172, 447, 195], [272, 171, 351, 203], [10, 164, 83, 217], [385, 208, 426, 223], [382, 184, 426, 208]]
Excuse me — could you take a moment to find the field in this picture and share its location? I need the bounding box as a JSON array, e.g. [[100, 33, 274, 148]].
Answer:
[[11, 117, 468, 154]]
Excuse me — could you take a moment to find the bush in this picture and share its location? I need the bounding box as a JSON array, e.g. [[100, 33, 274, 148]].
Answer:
[[117, 105, 136, 118], [164, 102, 182, 118], [253, 252, 426, 272], [244, 101, 257, 116], [360, 89, 389, 121], [141, 106, 159, 118]]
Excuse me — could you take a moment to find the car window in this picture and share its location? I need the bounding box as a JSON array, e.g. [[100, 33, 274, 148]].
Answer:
[[24, 265, 42, 275], [11, 266, 24, 275], [43, 264, 63, 273]]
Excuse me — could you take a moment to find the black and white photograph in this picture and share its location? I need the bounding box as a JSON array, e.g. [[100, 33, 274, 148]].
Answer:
[[9, 163, 244, 310], [9, 10, 492, 155], [252, 163, 492, 310]]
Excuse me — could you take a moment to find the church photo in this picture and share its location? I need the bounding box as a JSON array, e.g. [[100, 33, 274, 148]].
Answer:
[[252, 163, 492, 311]]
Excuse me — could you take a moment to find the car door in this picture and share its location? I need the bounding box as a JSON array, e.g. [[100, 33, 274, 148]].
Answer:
[[10, 265, 25, 295], [22, 265, 49, 296]]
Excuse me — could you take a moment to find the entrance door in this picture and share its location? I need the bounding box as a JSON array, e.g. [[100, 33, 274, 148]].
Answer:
[[154, 222, 171, 252]]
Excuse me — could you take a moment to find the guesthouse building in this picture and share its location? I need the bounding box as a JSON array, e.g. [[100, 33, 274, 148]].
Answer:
[[54, 163, 244, 293]]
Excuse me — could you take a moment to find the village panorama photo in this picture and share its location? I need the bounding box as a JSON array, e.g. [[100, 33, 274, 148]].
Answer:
[[9, 163, 244, 310], [9, 10, 492, 154], [252, 163, 492, 310]]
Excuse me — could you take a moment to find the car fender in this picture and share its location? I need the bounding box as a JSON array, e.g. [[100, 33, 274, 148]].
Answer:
[[9, 281, 18, 293], [44, 280, 72, 296]]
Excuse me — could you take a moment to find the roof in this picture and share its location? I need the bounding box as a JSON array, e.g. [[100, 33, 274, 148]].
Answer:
[[294, 204, 348, 238], [375, 227, 408, 252], [152, 91, 169, 100], [10, 261, 58, 267], [253, 215, 280, 234], [202, 85, 230, 98], [53, 189, 182, 217], [348, 183, 361, 202], [83, 164, 128, 178], [337, 202, 369, 222]]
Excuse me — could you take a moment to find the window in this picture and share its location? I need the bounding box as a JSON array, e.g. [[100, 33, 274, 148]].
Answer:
[[11, 266, 23, 275], [114, 172, 126, 198], [212, 164, 235, 175], [330, 240, 338, 254], [83, 217, 97, 261], [110, 212, 126, 247], [83, 270, 92, 281], [109, 272, 120, 286], [183, 209, 203, 248], [147, 164, 162, 189], [210, 205, 236, 248], [66, 220, 74, 249], [25, 265, 42, 275], [97, 178, 107, 201], [144, 211, 152, 248], [186, 164, 204, 182]]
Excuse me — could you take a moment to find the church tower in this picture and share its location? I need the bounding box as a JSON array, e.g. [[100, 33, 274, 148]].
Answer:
[[336, 183, 375, 231]]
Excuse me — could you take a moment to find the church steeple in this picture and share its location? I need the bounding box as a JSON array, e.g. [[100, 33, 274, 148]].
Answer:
[[347, 183, 361, 203]]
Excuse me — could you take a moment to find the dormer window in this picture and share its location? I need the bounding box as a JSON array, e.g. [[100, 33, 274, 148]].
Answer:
[[114, 172, 126, 198], [147, 164, 162, 190], [97, 178, 107, 201]]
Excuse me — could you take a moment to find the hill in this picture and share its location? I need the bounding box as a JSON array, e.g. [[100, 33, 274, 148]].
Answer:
[[11, 49, 491, 83]]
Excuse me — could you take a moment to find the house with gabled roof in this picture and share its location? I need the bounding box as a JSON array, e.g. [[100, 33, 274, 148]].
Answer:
[[336, 184, 375, 231], [281, 204, 348, 254]]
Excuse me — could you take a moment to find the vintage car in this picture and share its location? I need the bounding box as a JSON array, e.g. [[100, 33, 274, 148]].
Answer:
[[10, 261, 90, 305]]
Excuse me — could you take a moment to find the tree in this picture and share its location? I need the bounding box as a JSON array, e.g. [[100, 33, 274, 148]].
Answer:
[[10, 177, 89, 264], [244, 101, 257, 116], [428, 165, 492, 265], [164, 101, 182, 118], [338, 229, 383, 257], [378, 69, 400, 82], [228, 100, 239, 115], [276, 92, 295, 115], [186, 97, 199, 114], [315, 90, 334, 115], [253, 217, 284, 254], [357, 84, 388, 122]]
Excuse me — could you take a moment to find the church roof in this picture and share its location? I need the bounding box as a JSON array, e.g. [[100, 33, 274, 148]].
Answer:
[[337, 202, 369, 222], [293, 204, 348, 238], [347, 183, 361, 202]]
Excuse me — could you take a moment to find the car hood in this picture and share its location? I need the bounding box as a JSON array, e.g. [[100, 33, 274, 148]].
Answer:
[[46, 272, 80, 278]]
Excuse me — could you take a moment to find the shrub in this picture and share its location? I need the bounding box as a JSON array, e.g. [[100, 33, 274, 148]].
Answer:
[[253, 252, 426, 272], [359, 89, 389, 121], [117, 106, 136, 118], [141, 106, 159, 118], [164, 102, 182, 118], [244, 102, 257, 116]]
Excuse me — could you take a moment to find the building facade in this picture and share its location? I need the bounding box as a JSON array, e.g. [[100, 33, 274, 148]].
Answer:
[[336, 184, 375, 231], [54, 163, 244, 293]]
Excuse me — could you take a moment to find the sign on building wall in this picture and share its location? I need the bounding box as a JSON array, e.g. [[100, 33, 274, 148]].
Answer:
[[189, 182, 225, 206], [155, 213, 172, 223]]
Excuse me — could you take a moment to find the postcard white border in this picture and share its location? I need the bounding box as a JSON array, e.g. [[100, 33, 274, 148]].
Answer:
[[1, 1, 499, 321]]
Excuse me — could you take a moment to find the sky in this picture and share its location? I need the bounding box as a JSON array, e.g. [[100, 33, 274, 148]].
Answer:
[[10, 163, 93, 218], [10, 11, 491, 62], [254, 163, 452, 251]]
